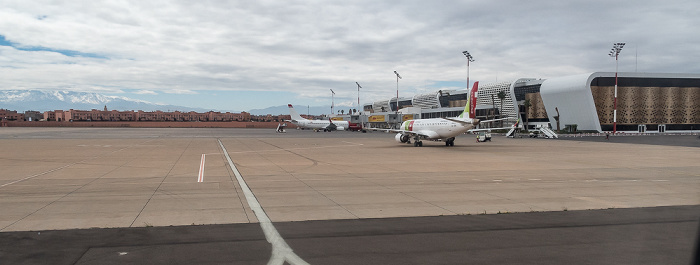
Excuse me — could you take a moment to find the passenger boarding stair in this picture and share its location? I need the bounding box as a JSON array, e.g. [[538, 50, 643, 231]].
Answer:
[[538, 126, 558, 138], [505, 127, 517, 137]]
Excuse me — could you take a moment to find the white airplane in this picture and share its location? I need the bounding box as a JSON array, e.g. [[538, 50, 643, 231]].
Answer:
[[368, 82, 508, 147], [287, 104, 362, 131]]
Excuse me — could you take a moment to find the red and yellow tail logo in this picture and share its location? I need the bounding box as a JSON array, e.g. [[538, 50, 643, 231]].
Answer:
[[469, 82, 478, 119], [459, 81, 478, 119], [403, 120, 415, 131]]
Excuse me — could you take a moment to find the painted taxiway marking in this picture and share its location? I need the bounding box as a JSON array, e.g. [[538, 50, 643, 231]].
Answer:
[[1, 144, 142, 188], [197, 154, 206, 183], [218, 139, 309, 265], [1, 164, 74, 188], [227, 141, 363, 154]]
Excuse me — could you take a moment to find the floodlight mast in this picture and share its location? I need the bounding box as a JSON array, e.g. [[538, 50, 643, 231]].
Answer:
[[394, 71, 402, 129], [608, 42, 625, 134], [330, 89, 335, 115], [462, 51, 475, 87], [356, 82, 362, 107]]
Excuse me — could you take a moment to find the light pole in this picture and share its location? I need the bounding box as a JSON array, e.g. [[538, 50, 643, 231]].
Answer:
[[394, 71, 402, 128], [330, 89, 335, 116], [462, 51, 474, 87], [356, 82, 362, 108], [608, 42, 625, 134]]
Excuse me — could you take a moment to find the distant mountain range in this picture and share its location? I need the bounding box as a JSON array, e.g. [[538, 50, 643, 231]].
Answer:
[[0, 90, 212, 113], [0, 90, 338, 116]]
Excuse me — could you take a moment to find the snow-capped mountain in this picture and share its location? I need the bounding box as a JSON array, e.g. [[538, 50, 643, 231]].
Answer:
[[0, 90, 208, 112]]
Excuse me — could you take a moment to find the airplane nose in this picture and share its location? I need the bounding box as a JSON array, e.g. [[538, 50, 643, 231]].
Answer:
[[472, 119, 480, 126]]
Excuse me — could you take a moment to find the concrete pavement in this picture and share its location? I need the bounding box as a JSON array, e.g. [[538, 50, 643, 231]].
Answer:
[[0, 128, 698, 231], [0, 127, 698, 264], [1, 205, 697, 265]]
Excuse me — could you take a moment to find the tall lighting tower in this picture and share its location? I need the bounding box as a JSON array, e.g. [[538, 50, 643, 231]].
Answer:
[[462, 51, 474, 87], [608, 42, 625, 134], [330, 89, 335, 115], [356, 82, 362, 108], [394, 71, 402, 128]]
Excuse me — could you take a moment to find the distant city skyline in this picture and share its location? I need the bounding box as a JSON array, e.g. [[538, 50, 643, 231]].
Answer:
[[2, 1, 699, 112]]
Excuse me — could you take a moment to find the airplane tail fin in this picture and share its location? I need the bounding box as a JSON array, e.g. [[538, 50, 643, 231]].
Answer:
[[288, 104, 306, 121], [458, 82, 479, 119]]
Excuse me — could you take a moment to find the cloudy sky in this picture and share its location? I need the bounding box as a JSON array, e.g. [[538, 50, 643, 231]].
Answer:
[[1, 0, 698, 112]]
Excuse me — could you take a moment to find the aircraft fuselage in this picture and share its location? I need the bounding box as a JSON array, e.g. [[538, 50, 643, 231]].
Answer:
[[291, 119, 349, 131], [398, 118, 475, 141]]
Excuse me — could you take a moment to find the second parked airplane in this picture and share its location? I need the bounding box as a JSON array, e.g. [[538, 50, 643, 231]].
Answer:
[[287, 104, 362, 131]]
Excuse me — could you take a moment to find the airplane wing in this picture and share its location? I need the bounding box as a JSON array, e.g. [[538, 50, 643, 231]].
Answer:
[[365, 127, 400, 133], [365, 127, 433, 138], [443, 117, 478, 126], [325, 121, 338, 131], [467, 118, 520, 133], [468, 128, 500, 132], [477, 117, 510, 124]]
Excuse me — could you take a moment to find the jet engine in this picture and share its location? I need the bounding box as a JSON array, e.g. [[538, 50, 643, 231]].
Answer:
[[395, 133, 410, 143], [336, 126, 345, 131]]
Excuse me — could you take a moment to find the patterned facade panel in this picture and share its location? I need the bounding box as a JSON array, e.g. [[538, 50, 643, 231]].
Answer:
[[476, 81, 518, 120], [667, 87, 684, 124], [525, 93, 548, 119], [688, 87, 700, 123], [590, 86, 614, 124], [591, 86, 700, 125], [642, 87, 664, 124]]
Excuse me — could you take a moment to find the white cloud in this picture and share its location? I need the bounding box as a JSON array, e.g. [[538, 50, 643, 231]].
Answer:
[[164, 89, 198, 95], [1, 0, 699, 110], [134, 90, 157, 95]]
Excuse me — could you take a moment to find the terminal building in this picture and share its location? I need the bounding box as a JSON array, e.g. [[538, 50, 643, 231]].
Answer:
[[353, 72, 700, 133]]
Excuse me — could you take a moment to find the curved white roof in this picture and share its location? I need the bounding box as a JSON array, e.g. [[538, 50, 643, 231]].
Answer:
[[540, 73, 602, 132]]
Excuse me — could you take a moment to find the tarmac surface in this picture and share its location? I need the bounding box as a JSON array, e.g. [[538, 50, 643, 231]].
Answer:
[[1, 205, 697, 265], [0, 127, 698, 264], [558, 133, 700, 148]]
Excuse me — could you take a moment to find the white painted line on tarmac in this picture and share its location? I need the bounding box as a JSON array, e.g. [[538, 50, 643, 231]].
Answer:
[[0, 164, 74, 188], [226, 142, 363, 154], [197, 154, 206, 183], [1, 143, 148, 188], [218, 139, 309, 265]]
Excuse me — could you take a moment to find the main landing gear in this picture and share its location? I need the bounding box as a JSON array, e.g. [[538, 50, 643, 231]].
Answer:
[[445, 137, 455, 146], [412, 135, 423, 147]]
